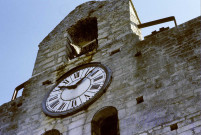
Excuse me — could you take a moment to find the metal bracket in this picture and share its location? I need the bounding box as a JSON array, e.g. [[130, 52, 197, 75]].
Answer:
[[11, 81, 27, 100], [137, 16, 177, 29]]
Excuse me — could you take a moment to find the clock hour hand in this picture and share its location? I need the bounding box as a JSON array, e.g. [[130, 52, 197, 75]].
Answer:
[[58, 85, 77, 90]]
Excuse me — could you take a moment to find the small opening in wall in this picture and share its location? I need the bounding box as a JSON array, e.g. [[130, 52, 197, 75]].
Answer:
[[68, 17, 98, 45], [42, 80, 52, 85], [134, 51, 142, 57], [136, 96, 144, 104], [17, 102, 23, 107], [110, 48, 121, 56], [170, 123, 178, 131]]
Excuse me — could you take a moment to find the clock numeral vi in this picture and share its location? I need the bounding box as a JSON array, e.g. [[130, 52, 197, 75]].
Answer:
[[58, 102, 67, 111], [50, 100, 60, 109]]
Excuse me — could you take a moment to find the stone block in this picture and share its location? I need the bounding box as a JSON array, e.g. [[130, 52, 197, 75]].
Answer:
[[67, 126, 83, 135], [118, 108, 126, 119], [179, 130, 194, 135], [139, 133, 148, 135], [177, 120, 201, 133], [43, 61, 55, 69], [68, 118, 85, 130], [194, 125, 201, 134]]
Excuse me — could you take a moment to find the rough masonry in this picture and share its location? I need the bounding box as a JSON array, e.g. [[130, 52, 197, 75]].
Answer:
[[0, 0, 200, 135]]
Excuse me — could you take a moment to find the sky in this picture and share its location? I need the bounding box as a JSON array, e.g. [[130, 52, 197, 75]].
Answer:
[[0, 0, 200, 106]]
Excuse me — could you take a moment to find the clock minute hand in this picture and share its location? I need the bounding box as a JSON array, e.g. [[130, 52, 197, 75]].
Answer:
[[75, 67, 96, 86], [58, 68, 96, 90]]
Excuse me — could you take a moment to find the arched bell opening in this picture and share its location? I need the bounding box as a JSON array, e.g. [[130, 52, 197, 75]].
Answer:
[[66, 17, 98, 59], [43, 129, 61, 135], [91, 106, 120, 135]]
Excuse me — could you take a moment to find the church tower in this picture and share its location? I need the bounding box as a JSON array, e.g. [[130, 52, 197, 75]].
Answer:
[[0, 0, 201, 135]]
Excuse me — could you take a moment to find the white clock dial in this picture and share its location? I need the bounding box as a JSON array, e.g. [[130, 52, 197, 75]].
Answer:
[[42, 63, 112, 117]]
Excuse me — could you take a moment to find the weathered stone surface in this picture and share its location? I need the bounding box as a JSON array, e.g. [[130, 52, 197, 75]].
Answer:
[[0, 0, 201, 134]]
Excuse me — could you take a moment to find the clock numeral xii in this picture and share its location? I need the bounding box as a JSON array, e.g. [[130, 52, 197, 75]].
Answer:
[[74, 72, 80, 79]]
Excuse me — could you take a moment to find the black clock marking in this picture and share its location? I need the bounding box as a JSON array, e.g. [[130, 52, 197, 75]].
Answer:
[[58, 102, 67, 111], [91, 70, 99, 77], [94, 75, 103, 82], [84, 68, 90, 76], [48, 95, 58, 102], [63, 79, 69, 84], [79, 97, 83, 104], [74, 71, 80, 79], [73, 100, 77, 107], [90, 84, 100, 90], [50, 100, 60, 109], [71, 99, 78, 108], [84, 94, 90, 98]]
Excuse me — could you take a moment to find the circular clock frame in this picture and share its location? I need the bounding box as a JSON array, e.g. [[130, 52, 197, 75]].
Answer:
[[42, 62, 112, 117]]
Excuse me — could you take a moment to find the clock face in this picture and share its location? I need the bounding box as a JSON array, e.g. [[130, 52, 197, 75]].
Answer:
[[42, 62, 112, 117]]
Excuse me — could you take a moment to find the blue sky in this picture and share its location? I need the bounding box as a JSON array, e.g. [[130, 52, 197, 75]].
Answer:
[[0, 0, 200, 105]]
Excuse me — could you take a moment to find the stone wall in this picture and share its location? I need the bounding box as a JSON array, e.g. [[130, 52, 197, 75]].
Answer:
[[124, 16, 201, 135], [0, 0, 200, 134]]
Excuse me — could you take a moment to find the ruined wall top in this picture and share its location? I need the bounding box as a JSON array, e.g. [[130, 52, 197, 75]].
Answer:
[[38, 0, 141, 47]]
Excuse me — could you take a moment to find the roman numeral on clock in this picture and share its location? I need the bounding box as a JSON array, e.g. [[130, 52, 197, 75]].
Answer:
[[63, 79, 69, 84], [91, 70, 99, 77], [67, 98, 82, 109], [84, 94, 91, 99], [74, 72, 80, 79], [71, 99, 77, 108], [90, 84, 100, 90], [84, 68, 90, 75], [50, 100, 60, 109], [94, 75, 103, 82], [48, 95, 58, 102], [58, 102, 67, 111]]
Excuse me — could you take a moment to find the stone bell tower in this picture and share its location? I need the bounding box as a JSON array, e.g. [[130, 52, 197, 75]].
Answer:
[[1, 0, 201, 134], [0, 0, 141, 134]]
